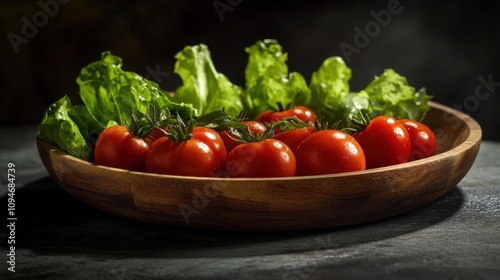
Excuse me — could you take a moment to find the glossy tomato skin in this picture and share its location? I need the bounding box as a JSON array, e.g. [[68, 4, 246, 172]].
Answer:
[[193, 126, 227, 167], [288, 106, 317, 123], [94, 125, 150, 172], [354, 116, 411, 169], [254, 110, 274, 123], [146, 127, 226, 177], [256, 106, 317, 126], [295, 130, 366, 176], [271, 126, 315, 153], [400, 119, 436, 161], [218, 121, 267, 154], [225, 139, 296, 178]]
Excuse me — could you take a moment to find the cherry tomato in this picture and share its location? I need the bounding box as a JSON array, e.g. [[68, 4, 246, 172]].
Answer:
[[193, 126, 227, 167], [271, 126, 315, 153], [354, 116, 411, 169], [146, 127, 226, 177], [145, 126, 168, 145], [225, 139, 296, 178], [256, 105, 317, 133], [94, 125, 150, 172], [254, 110, 273, 123], [218, 121, 267, 154], [295, 130, 366, 176], [400, 119, 436, 161]]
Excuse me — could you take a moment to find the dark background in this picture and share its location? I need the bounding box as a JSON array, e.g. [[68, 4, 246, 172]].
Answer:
[[1, 0, 499, 140]]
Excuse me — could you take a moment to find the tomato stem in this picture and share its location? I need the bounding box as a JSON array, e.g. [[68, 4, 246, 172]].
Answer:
[[123, 99, 178, 138], [227, 125, 274, 144], [310, 116, 340, 132], [162, 113, 193, 142], [348, 110, 372, 133], [269, 116, 308, 132]]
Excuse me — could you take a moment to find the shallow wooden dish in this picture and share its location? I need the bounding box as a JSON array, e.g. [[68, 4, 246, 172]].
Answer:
[[37, 102, 481, 231]]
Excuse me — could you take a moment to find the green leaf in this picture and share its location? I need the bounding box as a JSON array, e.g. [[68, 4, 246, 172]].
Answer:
[[363, 69, 432, 120], [67, 104, 105, 151], [193, 108, 248, 131], [308, 56, 352, 122], [244, 39, 289, 89], [242, 40, 311, 119], [172, 44, 243, 117], [39, 96, 92, 161], [77, 51, 195, 127]]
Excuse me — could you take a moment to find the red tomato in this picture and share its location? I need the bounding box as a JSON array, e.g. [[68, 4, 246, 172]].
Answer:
[[193, 126, 227, 167], [218, 121, 267, 154], [295, 130, 366, 176], [225, 139, 296, 178], [145, 126, 167, 145], [400, 119, 436, 161], [254, 110, 273, 123], [271, 126, 315, 153], [94, 125, 150, 172], [256, 106, 317, 132], [354, 116, 411, 169], [146, 127, 226, 177]]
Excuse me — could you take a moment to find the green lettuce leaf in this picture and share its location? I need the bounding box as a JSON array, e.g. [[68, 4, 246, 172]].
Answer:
[[67, 104, 105, 150], [307, 59, 432, 127], [77, 51, 195, 126], [308, 56, 352, 122], [244, 39, 289, 89], [363, 69, 432, 121], [38, 95, 92, 161], [243, 39, 311, 119], [172, 44, 243, 117]]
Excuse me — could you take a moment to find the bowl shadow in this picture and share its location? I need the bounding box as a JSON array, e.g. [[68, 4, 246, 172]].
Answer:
[[5, 176, 464, 259]]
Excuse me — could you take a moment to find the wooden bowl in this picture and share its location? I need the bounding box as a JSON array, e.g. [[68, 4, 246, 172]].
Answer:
[[37, 102, 482, 231]]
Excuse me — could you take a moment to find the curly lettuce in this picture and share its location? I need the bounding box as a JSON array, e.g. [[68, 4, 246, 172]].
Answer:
[[308, 56, 352, 122], [77, 51, 194, 126], [307, 57, 432, 127], [172, 44, 243, 117], [38, 96, 93, 161], [363, 69, 432, 121], [242, 39, 311, 119]]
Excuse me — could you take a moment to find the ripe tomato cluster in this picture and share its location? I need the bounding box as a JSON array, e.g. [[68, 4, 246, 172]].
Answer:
[[93, 105, 436, 178]]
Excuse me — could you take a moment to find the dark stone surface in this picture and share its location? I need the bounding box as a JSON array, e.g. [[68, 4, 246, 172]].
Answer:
[[1, 126, 500, 279]]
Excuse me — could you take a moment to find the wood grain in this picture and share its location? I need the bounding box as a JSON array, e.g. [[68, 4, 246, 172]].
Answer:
[[37, 102, 482, 231]]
